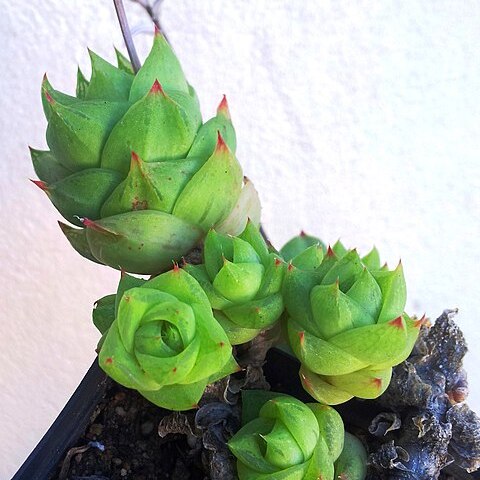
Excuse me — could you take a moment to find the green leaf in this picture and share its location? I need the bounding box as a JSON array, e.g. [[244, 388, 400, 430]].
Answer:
[[100, 155, 204, 217], [334, 432, 367, 480], [45, 168, 122, 226], [58, 222, 101, 264], [30, 148, 73, 184], [92, 294, 116, 334], [280, 233, 324, 262], [129, 31, 189, 102], [213, 261, 264, 303], [173, 139, 243, 231], [85, 210, 202, 274], [101, 86, 200, 176], [46, 98, 128, 171], [85, 50, 133, 101], [76, 67, 90, 99], [372, 263, 407, 323], [115, 47, 134, 74]]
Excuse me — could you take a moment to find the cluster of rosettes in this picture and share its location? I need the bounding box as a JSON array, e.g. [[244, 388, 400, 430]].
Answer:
[[32, 26, 424, 480], [31, 29, 260, 275]]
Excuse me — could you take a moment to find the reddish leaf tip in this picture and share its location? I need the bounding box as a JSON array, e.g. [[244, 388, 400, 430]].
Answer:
[[274, 258, 283, 266], [298, 331, 305, 346], [43, 89, 54, 104], [287, 262, 295, 271], [300, 230, 307, 237], [42, 72, 48, 83], [371, 377, 383, 389], [215, 131, 229, 152], [172, 261, 180, 272], [172, 367, 177, 373], [81, 217, 112, 235], [300, 372, 313, 390], [154, 24, 161, 36], [219, 341, 225, 347], [389, 316, 405, 330], [131, 151, 141, 164], [216, 94, 231, 119], [105, 357, 113, 365], [30, 179, 49, 192], [414, 314, 427, 329], [326, 245, 335, 257], [149, 79, 165, 95]]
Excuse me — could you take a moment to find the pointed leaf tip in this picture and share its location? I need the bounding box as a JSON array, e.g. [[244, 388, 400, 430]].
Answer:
[[130, 151, 141, 164], [30, 179, 49, 192], [414, 314, 428, 329], [149, 79, 165, 95], [172, 261, 180, 272], [81, 217, 113, 235], [327, 245, 335, 257], [217, 95, 231, 119], [215, 131, 229, 152], [388, 316, 405, 330], [300, 230, 307, 237]]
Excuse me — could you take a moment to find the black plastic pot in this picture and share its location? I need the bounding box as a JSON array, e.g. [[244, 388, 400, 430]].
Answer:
[[12, 349, 480, 480]]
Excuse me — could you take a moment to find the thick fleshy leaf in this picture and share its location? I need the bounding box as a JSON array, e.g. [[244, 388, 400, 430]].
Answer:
[[216, 178, 262, 236], [101, 82, 201, 176], [41, 75, 77, 120], [203, 228, 234, 279], [223, 293, 284, 330], [291, 245, 324, 270], [238, 220, 270, 262], [84, 210, 202, 274], [92, 294, 116, 334], [99, 321, 160, 391], [213, 261, 264, 303], [76, 67, 89, 99], [101, 154, 204, 217], [280, 233, 324, 262], [115, 273, 146, 316], [288, 318, 367, 376], [321, 249, 364, 291], [58, 221, 101, 264], [307, 404, 344, 461], [30, 148, 72, 184], [46, 97, 128, 171], [362, 246, 381, 270], [44, 168, 122, 226], [329, 319, 408, 365], [256, 255, 285, 298], [334, 432, 367, 480], [214, 311, 260, 345], [300, 365, 354, 405], [329, 366, 392, 399], [345, 268, 383, 323], [115, 48, 134, 74], [372, 262, 407, 323], [84, 50, 133, 101], [129, 30, 189, 102], [261, 396, 319, 461], [173, 134, 243, 231], [183, 264, 232, 310], [310, 283, 376, 339], [187, 96, 237, 160]]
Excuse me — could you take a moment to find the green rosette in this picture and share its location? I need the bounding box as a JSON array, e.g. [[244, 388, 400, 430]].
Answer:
[[282, 235, 422, 404], [31, 30, 260, 274], [184, 221, 286, 345], [97, 268, 238, 410], [228, 391, 366, 480]]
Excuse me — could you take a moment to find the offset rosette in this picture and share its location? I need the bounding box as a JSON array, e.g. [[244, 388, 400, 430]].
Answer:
[[184, 222, 285, 345], [228, 391, 366, 480], [31, 30, 260, 274], [282, 235, 422, 404], [98, 268, 238, 410]]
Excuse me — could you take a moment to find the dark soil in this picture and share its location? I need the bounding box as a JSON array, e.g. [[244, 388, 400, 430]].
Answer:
[[52, 381, 205, 480]]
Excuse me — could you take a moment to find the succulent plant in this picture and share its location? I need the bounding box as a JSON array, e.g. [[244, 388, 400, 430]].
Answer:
[[228, 391, 366, 480], [31, 30, 260, 274], [184, 221, 285, 345], [282, 235, 422, 405], [97, 267, 238, 410]]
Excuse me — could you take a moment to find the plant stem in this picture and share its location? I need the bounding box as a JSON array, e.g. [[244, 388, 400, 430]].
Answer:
[[113, 0, 141, 72]]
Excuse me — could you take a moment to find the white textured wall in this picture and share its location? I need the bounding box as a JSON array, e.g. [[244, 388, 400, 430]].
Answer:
[[2, 1, 480, 477]]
